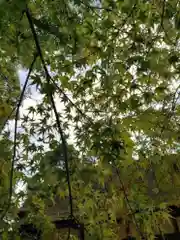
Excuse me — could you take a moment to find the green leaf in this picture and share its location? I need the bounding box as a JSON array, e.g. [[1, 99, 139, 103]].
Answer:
[[1, 0, 180, 238]]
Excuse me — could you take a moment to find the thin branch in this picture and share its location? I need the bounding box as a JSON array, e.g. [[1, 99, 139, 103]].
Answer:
[[25, 7, 74, 217], [160, 0, 166, 28], [66, 228, 71, 240], [146, 0, 166, 55], [79, 0, 119, 20], [113, 163, 145, 239], [80, 0, 113, 12], [82, 0, 137, 36], [51, 79, 94, 125], [0, 53, 37, 221], [171, 83, 180, 112], [0, 105, 17, 134]]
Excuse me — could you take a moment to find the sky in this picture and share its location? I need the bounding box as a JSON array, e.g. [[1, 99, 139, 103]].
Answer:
[[11, 69, 65, 193], [18, 69, 42, 111], [4, 69, 42, 137], [16, 68, 76, 146]]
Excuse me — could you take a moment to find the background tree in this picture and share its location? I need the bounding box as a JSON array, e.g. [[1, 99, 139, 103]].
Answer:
[[0, 0, 180, 239]]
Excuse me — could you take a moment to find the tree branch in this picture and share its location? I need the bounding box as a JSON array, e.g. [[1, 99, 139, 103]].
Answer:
[[0, 53, 37, 221], [25, 7, 74, 217]]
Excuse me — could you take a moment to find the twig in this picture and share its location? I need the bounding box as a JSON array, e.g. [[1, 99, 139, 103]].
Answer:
[[67, 228, 71, 240], [146, 0, 166, 55], [0, 105, 17, 134], [51, 79, 94, 125], [80, 0, 113, 12], [0, 53, 37, 220], [113, 162, 145, 239], [160, 0, 166, 28], [81, 0, 137, 37]]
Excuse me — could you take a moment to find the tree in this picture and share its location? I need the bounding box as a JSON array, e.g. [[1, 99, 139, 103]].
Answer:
[[0, 0, 180, 239]]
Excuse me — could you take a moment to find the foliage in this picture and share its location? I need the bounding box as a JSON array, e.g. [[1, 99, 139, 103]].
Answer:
[[0, 0, 180, 239], [0, 61, 20, 129]]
